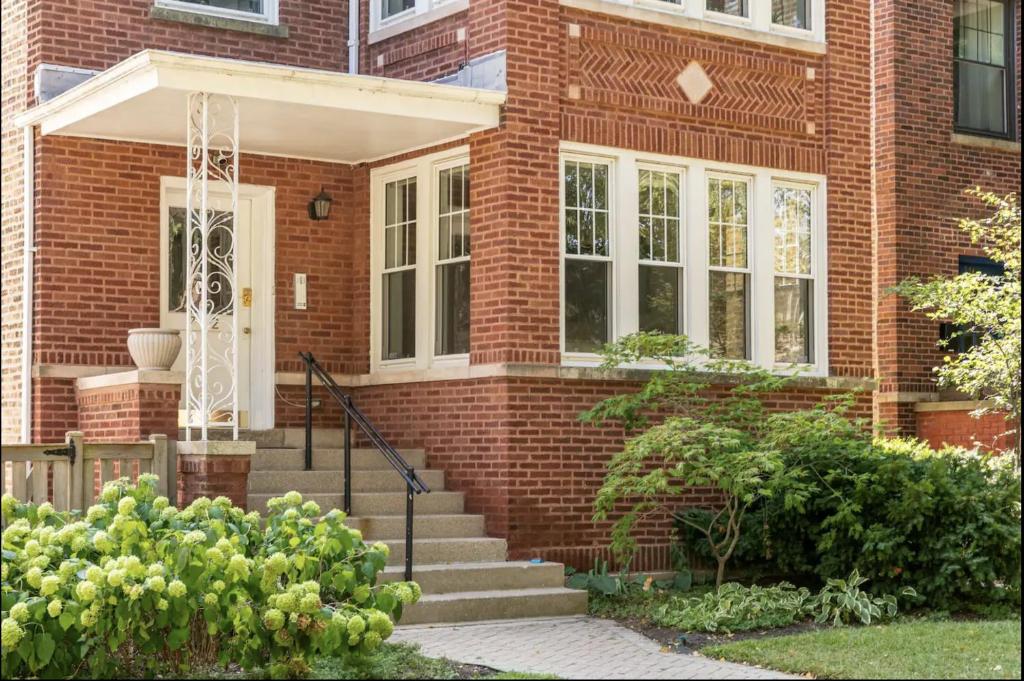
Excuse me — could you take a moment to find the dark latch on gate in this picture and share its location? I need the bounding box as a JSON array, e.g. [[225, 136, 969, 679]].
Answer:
[[43, 440, 76, 466]]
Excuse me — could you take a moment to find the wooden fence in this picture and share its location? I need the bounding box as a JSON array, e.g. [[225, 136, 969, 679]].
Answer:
[[1, 431, 168, 511]]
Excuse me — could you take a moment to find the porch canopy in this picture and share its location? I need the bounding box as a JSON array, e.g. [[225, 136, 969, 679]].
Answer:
[[15, 49, 505, 163]]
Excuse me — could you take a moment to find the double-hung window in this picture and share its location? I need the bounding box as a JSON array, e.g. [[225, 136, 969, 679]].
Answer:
[[563, 158, 612, 354], [772, 182, 815, 364], [382, 177, 418, 362], [638, 168, 685, 335], [559, 145, 826, 375], [954, 0, 1016, 138], [707, 175, 751, 360], [435, 164, 471, 357], [156, 0, 277, 23], [772, 0, 810, 31]]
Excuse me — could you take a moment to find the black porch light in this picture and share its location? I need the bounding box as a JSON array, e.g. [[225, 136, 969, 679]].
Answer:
[[308, 186, 333, 221]]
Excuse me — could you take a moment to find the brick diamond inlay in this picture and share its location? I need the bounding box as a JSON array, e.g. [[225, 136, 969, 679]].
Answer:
[[677, 61, 714, 104]]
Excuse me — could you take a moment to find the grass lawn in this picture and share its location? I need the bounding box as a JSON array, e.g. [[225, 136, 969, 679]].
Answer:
[[703, 619, 1022, 680]]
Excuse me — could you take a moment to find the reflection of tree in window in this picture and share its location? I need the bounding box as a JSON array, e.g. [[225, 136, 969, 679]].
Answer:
[[167, 207, 234, 315], [772, 0, 810, 30], [708, 177, 749, 359], [773, 185, 813, 364], [707, 0, 748, 17], [436, 164, 470, 356], [638, 169, 683, 335]]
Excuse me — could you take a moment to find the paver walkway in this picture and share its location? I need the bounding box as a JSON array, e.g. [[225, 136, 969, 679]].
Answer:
[[392, 615, 795, 679]]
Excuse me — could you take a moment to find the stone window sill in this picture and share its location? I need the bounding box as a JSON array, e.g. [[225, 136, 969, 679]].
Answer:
[[150, 6, 289, 38], [951, 132, 1021, 154]]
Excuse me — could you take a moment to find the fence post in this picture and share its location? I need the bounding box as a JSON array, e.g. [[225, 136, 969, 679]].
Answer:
[[67, 431, 85, 510], [150, 434, 169, 497]]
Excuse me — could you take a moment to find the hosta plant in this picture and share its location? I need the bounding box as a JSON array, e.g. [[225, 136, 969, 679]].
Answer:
[[0, 478, 419, 679], [813, 569, 917, 626]]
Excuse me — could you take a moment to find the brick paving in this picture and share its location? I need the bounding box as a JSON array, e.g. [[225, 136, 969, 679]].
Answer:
[[392, 616, 795, 679]]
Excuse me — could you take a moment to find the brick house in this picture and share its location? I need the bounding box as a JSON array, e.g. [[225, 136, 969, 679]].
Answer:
[[1, 0, 1020, 620]]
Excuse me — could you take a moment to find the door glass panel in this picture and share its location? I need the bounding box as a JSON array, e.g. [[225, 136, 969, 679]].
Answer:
[[167, 206, 233, 315]]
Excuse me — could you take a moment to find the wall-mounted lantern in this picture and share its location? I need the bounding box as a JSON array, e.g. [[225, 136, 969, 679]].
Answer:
[[308, 187, 333, 221]]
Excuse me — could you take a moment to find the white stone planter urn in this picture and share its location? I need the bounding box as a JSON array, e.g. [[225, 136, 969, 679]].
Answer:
[[127, 328, 182, 371]]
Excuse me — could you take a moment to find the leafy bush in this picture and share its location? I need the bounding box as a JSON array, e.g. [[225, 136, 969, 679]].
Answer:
[[0, 478, 420, 679], [813, 570, 916, 626], [653, 582, 814, 633], [762, 398, 1022, 612], [565, 559, 693, 597]]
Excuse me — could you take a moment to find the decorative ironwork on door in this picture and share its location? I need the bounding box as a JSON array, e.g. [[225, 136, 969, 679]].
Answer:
[[184, 92, 240, 440]]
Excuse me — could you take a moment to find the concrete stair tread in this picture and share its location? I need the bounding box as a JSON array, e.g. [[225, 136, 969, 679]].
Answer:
[[247, 469, 444, 493], [415, 586, 582, 602], [348, 514, 486, 539], [383, 560, 557, 573]]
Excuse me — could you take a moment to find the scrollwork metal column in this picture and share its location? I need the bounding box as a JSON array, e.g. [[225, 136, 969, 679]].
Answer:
[[184, 92, 240, 441]]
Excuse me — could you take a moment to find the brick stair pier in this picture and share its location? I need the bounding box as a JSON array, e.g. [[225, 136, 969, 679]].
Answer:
[[244, 428, 588, 625]]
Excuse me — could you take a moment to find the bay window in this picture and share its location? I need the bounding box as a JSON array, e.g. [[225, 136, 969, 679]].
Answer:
[[563, 158, 612, 353], [954, 0, 1015, 138], [560, 144, 827, 375], [707, 175, 751, 359]]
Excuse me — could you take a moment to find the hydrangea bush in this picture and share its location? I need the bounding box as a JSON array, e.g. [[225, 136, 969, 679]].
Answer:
[[0, 478, 419, 679]]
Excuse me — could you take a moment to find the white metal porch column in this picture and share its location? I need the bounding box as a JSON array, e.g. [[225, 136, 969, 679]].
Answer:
[[184, 92, 240, 441]]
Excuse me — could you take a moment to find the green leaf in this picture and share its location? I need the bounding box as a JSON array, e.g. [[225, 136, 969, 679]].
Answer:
[[59, 612, 76, 631], [35, 633, 56, 667], [167, 627, 189, 651]]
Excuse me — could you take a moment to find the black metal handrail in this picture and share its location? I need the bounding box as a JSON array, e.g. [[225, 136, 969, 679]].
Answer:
[[299, 352, 429, 581]]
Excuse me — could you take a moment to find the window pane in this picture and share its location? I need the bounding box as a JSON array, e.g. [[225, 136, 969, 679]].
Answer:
[[169, 207, 233, 314], [772, 0, 810, 29], [957, 61, 1007, 134], [564, 160, 610, 257], [385, 177, 416, 268], [436, 261, 470, 356], [709, 178, 748, 269], [178, 0, 264, 14], [565, 260, 610, 353], [775, 277, 812, 364], [773, 185, 813, 275], [639, 169, 683, 264], [709, 271, 748, 359], [639, 265, 683, 335], [707, 0, 748, 17], [382, 0, 415, 19], [383, 270, 416, 361]]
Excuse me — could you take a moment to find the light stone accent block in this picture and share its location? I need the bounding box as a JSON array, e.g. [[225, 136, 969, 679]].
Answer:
[[677, 61, 714, 104]]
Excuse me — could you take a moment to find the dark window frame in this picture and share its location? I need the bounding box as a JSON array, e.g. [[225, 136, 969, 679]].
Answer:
[[953, 0, 1018, 141], [939, 255, 1006, 352]]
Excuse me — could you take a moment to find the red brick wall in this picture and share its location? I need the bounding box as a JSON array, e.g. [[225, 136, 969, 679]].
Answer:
[[873, 0, 1022, 433], [28, 0, 350, 106], [32, 137, 363, 377], [177, 454, 250, 509], [361, 4, 469, 81], [916, 408, 1017, 452], [76, 382, 179, 442]]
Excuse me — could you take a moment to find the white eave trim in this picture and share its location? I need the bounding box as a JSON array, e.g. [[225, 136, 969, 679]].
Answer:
[[15, 50, 506, 163]]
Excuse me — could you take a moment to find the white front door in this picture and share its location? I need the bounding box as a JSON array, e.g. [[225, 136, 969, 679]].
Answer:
[[161, 185, 255, 428]]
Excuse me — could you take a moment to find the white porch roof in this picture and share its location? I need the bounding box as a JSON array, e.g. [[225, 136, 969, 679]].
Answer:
[[15, 50, 506, 164]]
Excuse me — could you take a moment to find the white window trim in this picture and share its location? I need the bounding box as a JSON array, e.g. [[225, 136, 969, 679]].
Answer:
[[559, 141, 829, 377], [430, 156, 472, 366], [370, 146, 471, 374], [154, 0, 278, 25], [560, 0, 826, 52], [369, 0, 469, 44]]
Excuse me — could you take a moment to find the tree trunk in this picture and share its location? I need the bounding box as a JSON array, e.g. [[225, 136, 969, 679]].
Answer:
[[716, 558, 727, 589]]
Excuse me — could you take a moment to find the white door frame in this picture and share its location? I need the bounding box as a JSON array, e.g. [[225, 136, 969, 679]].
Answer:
[[159, 176, 277, 430]]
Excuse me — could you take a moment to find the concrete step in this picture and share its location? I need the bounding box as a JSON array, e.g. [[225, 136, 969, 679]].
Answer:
[[247, 469, 445, 494], [347, 514, 486, 539], [381, 537, 507, 566], [397, 587, 588, 625], [252, 448, 427, 472], [281, 428, 346, 449], [351, 491, 463, 516], [246, 490, 463, 516], [380, 561, 566, 594]]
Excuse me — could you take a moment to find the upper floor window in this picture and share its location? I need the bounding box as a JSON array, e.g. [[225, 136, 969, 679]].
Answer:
[[372, 0, 466, 35], [707, 0, 748, 19], [382, 0, 416, 22], [156, 0, 277, 23], [954, 0, 1016, 139], [772, 0, 810, 31]]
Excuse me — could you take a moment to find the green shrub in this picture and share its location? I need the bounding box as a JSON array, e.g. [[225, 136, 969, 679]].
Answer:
[[653, 582, 814, 633], [762, 399, 1022, 612], [0, 478, 420, 679], [813, 569, 916, 626]]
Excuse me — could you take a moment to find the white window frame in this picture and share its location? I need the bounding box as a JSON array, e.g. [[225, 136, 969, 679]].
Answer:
[[560, 151, 617, 364], [563, 0, 826, 47], [370, 146, 470, 374], [154, 0, 278, 25], [635, 162, 687, 337], [370, 0, 469, 39], [559, 142, 829, 377], [431, 156, 472, 367]]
